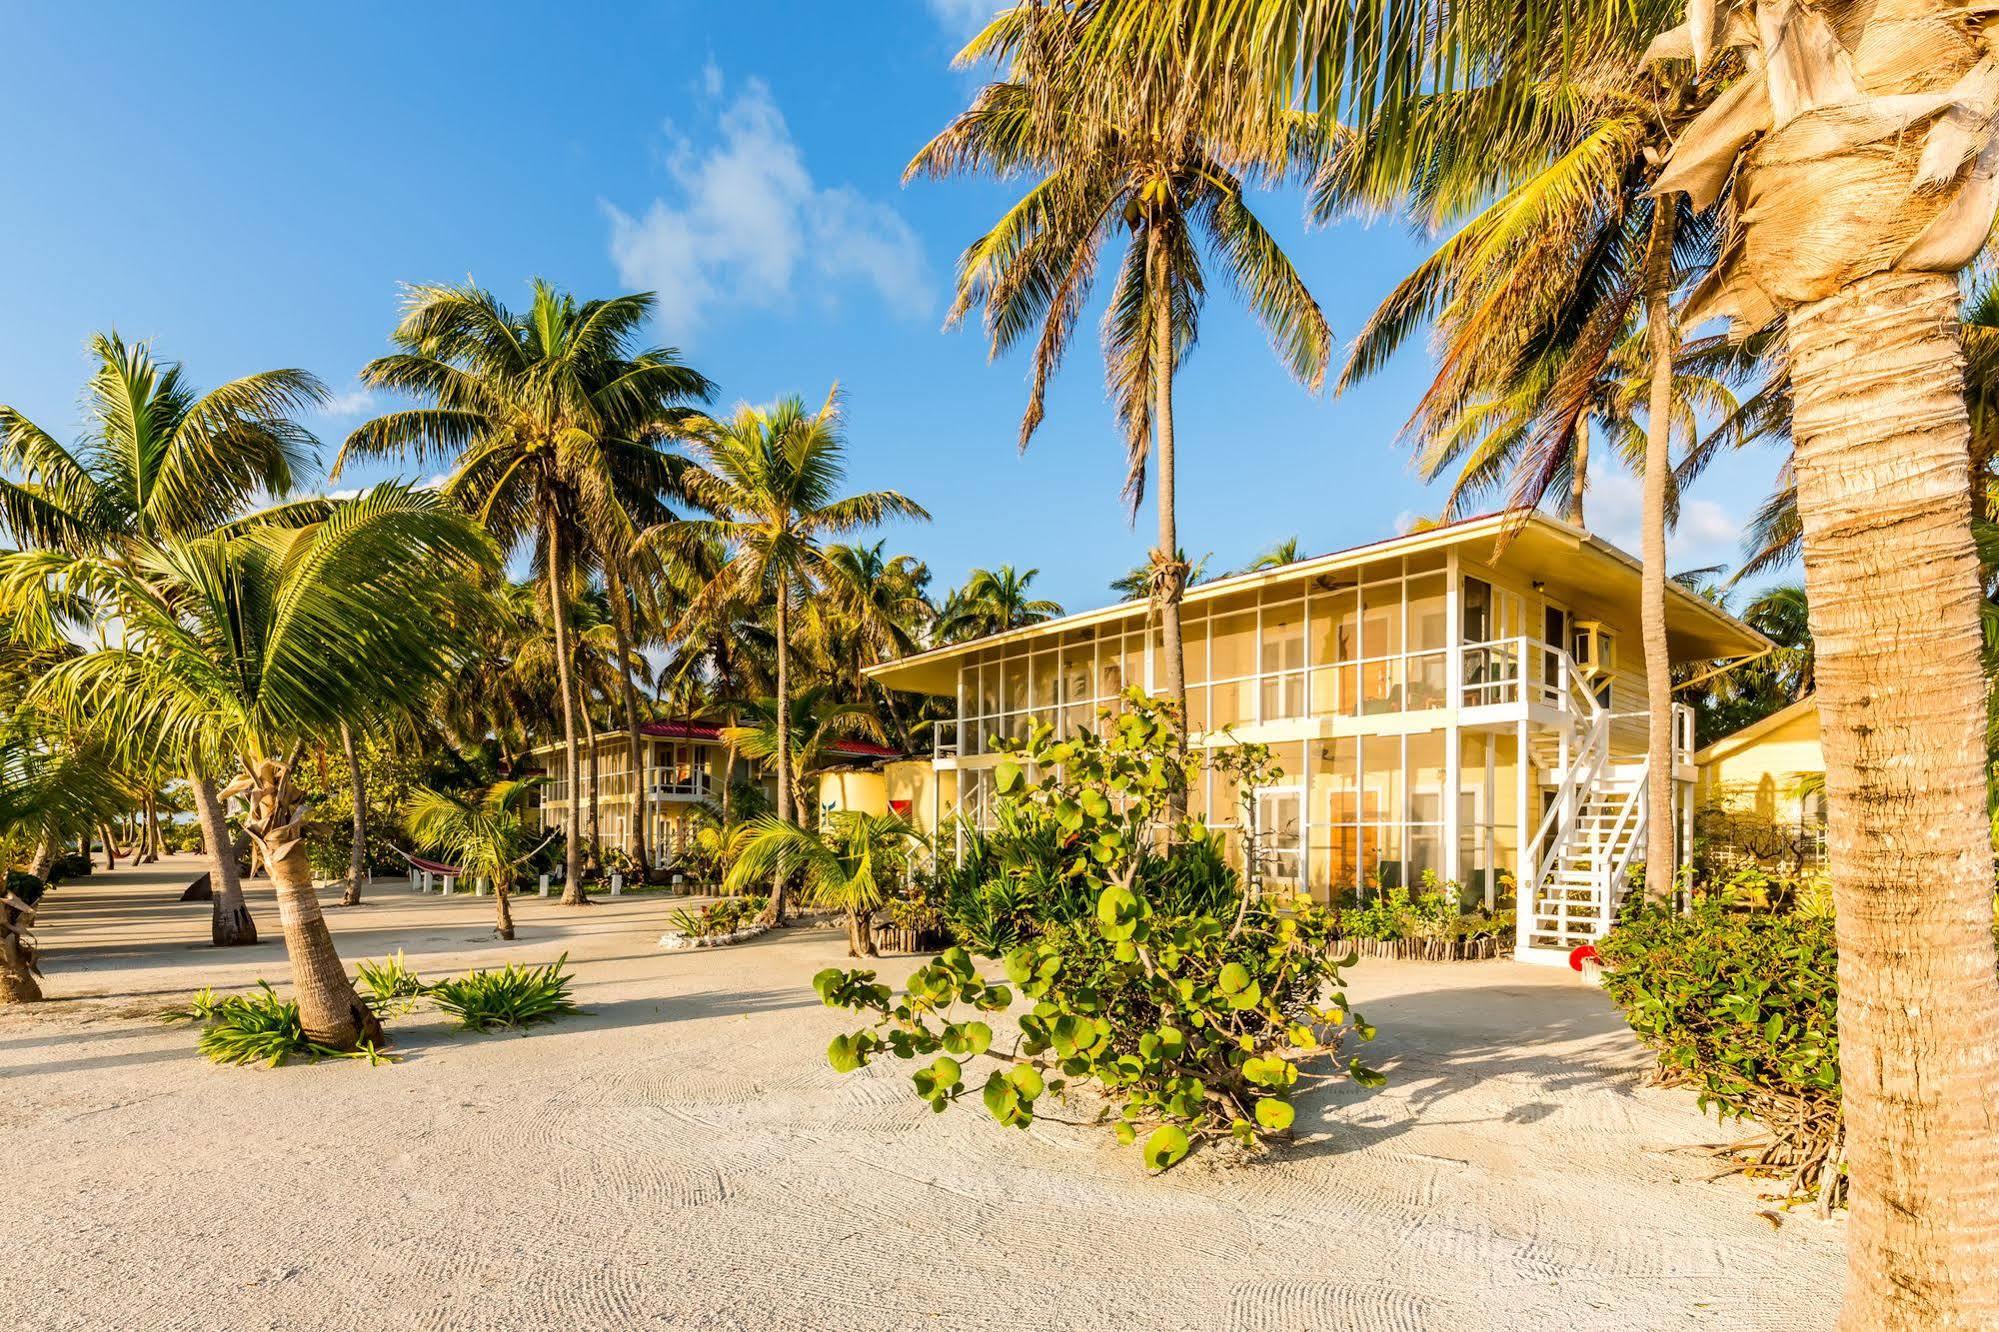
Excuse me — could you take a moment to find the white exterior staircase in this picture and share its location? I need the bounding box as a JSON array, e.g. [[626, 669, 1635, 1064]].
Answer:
[[1516, 651, 1661, 966]]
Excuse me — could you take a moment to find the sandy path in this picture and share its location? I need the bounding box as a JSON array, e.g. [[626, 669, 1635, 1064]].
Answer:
[[1, 854, 1843, 1331]]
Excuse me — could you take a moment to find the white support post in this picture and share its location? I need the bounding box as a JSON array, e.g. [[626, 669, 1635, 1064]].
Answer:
[[408, 866, 418, 891], [421, 870, 434, 894], [611, 872, 624, 897], [1442, 552, 1462, 889], [538, 873, 550, 898], [473, 876, 484, 897], [1514, 716, 1532, 955], [441, 874, 456, 896]]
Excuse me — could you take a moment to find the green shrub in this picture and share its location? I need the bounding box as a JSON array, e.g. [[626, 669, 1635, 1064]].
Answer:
[[814, 691, 1382, 1171], [355, 950, 429, 1016], [1336, 875, 1514, 945], [46, 851, 90, 884], [1597, 901, 1842, 1199], [428, 955, 581, 1031], [668, 894, 767, 939], [164, 982, 389, 1068]]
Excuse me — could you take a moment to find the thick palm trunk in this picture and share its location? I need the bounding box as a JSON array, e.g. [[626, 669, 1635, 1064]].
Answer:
[[546, 514, 587, 906], [235, 757, 382, 1050], [608, 570, 651, 879], [100, 825, 117, 871], [0, 882, 41, 1004], [339, 722, 368, 908], [1639, 199, 1678, 902], [493, 875, 515, 940], [1147, 225, 1188, 818], [1785, 270, 1999, 1330], [189, 769, 257, 947], [762, 595, 793, 928], [847, 907, 876, 958]]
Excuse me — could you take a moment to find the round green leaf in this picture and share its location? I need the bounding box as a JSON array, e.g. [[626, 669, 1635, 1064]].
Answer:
[[1142, 1124, 1191, 1172], [1254, 1097, 1296, 1132]]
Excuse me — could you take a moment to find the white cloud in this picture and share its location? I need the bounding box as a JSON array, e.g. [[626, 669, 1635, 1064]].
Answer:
[[315, 387, 378, 419], [1393, 510, 1422, 536], [1590, 471, 1744, 574], [924, 0, 1004, 32], [604, 72, 932, 335]]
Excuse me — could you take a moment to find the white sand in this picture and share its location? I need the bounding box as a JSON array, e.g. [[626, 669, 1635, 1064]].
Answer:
[[2, 853, 1844, 1331]]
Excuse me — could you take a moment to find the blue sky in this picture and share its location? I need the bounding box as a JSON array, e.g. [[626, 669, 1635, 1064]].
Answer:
[[0, 1, 1781, 615]]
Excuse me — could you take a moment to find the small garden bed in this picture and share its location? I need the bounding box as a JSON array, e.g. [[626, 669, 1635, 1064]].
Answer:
[[1330, 880, 1515, 962]]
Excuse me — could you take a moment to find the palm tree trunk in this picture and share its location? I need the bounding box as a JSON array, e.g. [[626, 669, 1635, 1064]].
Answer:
[[608, 568, 651, 879], [1567, 424, 1588, 526], [100, 825, 117, 871], [1147, 222, 1188, 819], [762, 593, 793, 927], [243, 759, 382, 1050], [339, 722, 368, 908], [0, 889, 41, 1004], [1639, 198, 1678, 902], [546, 512, 587, 907], [1785, 269, 1999, 1330], [141, 792, 160, 863], [189, 769, 257, 947], [494, 874, 515, 940]]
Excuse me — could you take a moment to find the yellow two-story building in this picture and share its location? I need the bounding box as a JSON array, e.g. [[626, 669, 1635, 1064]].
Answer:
[[862, 512, 1768, 964]]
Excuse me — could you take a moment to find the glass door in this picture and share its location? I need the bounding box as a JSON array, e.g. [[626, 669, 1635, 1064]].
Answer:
[[1255, 787, 1304, 891]]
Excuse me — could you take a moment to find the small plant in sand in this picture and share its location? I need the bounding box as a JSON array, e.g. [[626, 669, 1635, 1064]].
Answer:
[[813, 692, 1382, 1171], [428, 955, 580, 1032], [355, 950, 429, 1017], [164, 982, 390, 1068]]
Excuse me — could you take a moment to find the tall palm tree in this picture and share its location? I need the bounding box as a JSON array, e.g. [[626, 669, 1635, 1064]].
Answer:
[[404, 778, 547, 940], [726, 811, 920, 957], [1075, 0, 1999, 1316], [937, 564, 1063, 641], [661, 390, 926, 925], [0, 483, 496, 1046], [911, 7, 1333, 788], [336, 279, 712, 906], [0, 333, 326, 946]]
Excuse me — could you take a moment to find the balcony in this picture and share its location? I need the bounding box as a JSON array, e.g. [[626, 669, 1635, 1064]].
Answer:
[[934, 634, 1694, 768], [647, 772, 713, 801]]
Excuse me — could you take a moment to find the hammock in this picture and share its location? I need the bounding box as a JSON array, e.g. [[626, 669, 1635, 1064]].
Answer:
[[391, 847, 464, 878]]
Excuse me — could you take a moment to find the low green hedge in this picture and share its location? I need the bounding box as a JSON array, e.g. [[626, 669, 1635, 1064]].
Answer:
[[1596, 901, 1843, 1201]]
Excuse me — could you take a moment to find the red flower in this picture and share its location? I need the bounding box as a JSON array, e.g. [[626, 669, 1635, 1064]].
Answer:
[[1569, 943, 1599, 972]]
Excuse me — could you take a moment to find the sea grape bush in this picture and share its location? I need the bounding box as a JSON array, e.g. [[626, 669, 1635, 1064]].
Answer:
[[1596, 900, 1843, 1199], [813, 692, 1383, 1170]]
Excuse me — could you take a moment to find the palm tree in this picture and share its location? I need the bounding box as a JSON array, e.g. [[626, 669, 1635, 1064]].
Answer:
[[336, 279, 712, 906], [1110, 547, 1209, 601], [911, 8, 1333, 790], [937, 565, 1063, 641], [721, 684, 892, 824], [726, 811, 920, 956], [1246, 537, 1303, 571], [811, 541, 935, 748], [404, 778, 547, 940], [661, 390, 927, 925], [1074, 0, 1999, 1315], [1322, 25, 1737, 900], [0, 332, 327, 946], [1, 483, 497, 1047]]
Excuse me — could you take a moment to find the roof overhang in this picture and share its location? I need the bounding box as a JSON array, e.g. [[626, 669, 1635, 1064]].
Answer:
[[867, 511, 1772, 698]]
